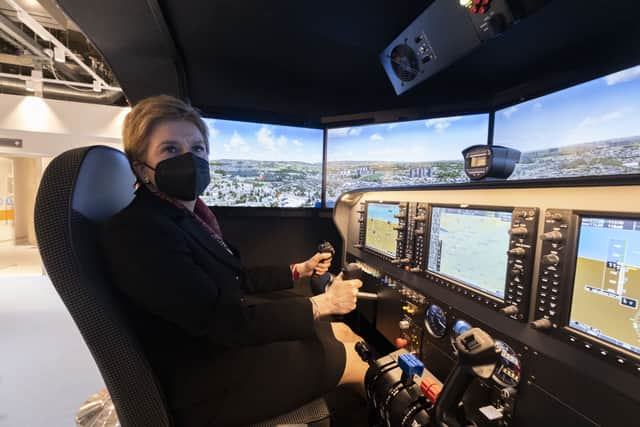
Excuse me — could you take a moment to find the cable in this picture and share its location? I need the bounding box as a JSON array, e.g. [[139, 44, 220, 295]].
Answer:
[[46, 62, 94, 92]]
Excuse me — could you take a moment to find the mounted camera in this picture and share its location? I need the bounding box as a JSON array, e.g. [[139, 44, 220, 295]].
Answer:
[[462, 145, 521, 180]]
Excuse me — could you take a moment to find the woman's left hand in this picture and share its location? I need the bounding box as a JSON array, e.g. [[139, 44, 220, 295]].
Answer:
[[295, 252, 332, 278]]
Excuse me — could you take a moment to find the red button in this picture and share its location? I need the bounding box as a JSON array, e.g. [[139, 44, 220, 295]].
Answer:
[[482, 0, 490, 4], [470, 6, 478, 13], [479, 6, 487, 13], [395, 338, 408, 348], [474, 0, 482, 4]]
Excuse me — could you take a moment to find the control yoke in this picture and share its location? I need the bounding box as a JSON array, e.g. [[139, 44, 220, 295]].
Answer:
[[310, 241, 378, 300], [433, 328, 500, 427], [310, 241, 335, 295]]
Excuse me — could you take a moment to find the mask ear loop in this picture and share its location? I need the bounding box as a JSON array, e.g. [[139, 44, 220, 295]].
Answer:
[[132, 160, 156, 187]]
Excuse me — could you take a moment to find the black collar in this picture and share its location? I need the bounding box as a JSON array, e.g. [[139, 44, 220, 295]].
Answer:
[[134, 185, 243, 272], [134, 185, 187, 220]]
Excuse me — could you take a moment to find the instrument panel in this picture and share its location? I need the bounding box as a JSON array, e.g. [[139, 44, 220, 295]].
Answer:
[[358, 201, 539, 321], [335, 184, 640, 426]]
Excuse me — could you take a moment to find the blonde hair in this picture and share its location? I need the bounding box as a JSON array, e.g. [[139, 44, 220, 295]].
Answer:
[[122, 95, 209, 171]]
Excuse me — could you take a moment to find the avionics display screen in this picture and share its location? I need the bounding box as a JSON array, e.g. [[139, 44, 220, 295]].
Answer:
[[364, 203, 400, 258], [569, 216, 640, 355], [427, 207, 512, 299]]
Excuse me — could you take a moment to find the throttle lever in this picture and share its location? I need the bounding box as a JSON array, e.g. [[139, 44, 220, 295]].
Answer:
[[433, 328, 499, 427]]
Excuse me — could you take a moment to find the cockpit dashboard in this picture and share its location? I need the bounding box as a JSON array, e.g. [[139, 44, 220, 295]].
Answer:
[[335, 182, 640, 426]]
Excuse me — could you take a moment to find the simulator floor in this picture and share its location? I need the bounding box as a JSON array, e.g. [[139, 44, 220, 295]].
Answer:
[[0, 276, 370, 427], [0, 275, 104, 427]]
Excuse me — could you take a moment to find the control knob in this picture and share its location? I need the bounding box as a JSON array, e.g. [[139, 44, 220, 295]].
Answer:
[[530, 318, 552, 330], [399, 320, 411, 330], [541, 231, 563, 243], [550, 213, 564, 221], [414, 215, 427, 222], [510, 266, 523, 278], [395, 337, 408, 349], [414, 229, 425, 236], [500, 387, 517, 400], [501, 305, 519, 316], [509, 227, 528, 237], [508, 247, 526, 257], [542, 254, 560, 267]]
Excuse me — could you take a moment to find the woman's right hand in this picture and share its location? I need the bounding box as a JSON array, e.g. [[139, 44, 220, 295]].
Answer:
[[311, 273, 362, 317]]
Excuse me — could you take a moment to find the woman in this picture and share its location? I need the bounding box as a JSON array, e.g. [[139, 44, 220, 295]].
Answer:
[[100, 95, 368, 426]]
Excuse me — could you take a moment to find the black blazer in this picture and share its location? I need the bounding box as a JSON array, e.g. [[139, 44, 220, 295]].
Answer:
[[100, 186, 316, 408]]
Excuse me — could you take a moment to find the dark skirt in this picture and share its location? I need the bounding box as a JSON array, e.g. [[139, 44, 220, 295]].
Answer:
[[172, 319, 346, 426]]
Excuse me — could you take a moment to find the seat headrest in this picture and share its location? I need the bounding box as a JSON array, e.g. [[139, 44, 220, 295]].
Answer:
[[71, 146, 136, 222]]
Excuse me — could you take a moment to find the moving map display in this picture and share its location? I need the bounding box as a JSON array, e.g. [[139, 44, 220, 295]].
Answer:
[[365, 203, 400, 258], [569, 217, 640, 356], [427, 207, 512, 299]]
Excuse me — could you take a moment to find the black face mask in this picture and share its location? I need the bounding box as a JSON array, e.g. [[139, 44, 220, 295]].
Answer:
[[144, 153, 211, 201]]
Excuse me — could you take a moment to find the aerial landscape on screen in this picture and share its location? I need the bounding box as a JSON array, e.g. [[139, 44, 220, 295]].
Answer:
[[201, 65, 640, 207], [202, 119, 323, 207]]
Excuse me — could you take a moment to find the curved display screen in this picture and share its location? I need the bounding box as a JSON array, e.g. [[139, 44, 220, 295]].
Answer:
[[325, 113, 489, 206], [494, 64, 640, 180], [427, 206, 512, 299], [202, 118, 323, 207], [569, 216, 640, 355]]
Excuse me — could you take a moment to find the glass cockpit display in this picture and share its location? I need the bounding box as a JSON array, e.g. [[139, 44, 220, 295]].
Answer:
[[364, 202, 400, 258], [569, 216, 640, 356], [427, 207, 512, 299]]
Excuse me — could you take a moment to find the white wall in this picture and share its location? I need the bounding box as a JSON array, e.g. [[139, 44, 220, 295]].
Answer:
[[0, 94, 128, 246], [0, 94, 128, 158], [0, 157, 12, 204], [13, 157, 41, 245], [0, 157, 13, 242]]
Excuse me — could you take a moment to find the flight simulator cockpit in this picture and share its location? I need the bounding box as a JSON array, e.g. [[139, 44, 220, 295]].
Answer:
[[31, 0, 640, 425], [322, 22, 640, 420]]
